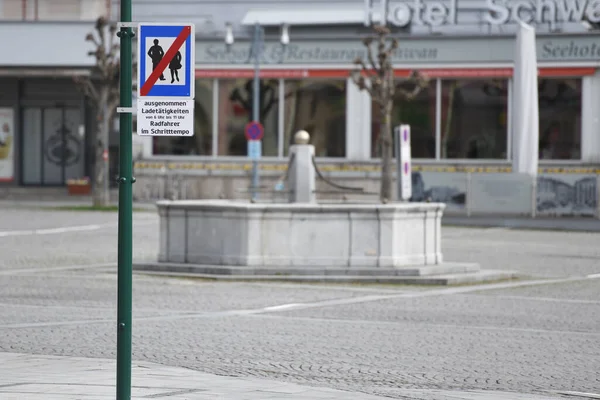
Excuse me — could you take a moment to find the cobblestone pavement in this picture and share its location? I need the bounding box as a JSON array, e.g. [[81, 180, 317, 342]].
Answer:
[[0, 207, 599, 399], [442, 226, 600, 278]]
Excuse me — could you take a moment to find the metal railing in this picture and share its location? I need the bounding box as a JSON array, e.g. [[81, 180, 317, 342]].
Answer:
[[135, 152, 380, 203], [311, 155, 365, 193]]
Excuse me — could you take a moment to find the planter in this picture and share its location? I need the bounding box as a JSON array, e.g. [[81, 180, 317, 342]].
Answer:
[[67, 178, 91, 196]]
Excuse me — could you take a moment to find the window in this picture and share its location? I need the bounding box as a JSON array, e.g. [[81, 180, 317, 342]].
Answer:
[[36, 0, 82, 20], [1, 0, 23, 19], [371, 79, 436, 158], [218, 79, 279, 156], [283, 79, 346, 157], [1, 0, 105, 21], [538, 78, 582, 160], [152, 79, 213, 155], [441, 79, 508, 159]]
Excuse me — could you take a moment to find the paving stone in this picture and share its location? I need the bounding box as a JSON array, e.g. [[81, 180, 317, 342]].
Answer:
[[0, 207, 598, 399]]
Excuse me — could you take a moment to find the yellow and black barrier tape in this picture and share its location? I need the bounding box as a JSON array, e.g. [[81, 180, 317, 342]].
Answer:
[[134, 162, 600, 175]]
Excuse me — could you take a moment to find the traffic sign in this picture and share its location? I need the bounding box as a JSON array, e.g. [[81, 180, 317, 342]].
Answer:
[[138, 23, 195, 98], [394, 124, 412, 201], [401, 124, 411, 145], [245, 121, 264, 141], [248, 140, 262, 160], [137, 99, 194, 136]]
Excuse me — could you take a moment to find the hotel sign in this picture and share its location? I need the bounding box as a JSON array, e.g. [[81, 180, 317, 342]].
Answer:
[[364, 0, 600, 27], [198, 35, 600, 65]]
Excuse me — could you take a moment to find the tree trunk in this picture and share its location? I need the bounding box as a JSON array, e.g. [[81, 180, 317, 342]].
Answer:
[[92, 88, 110, 207], [379, 103, 393, 202]]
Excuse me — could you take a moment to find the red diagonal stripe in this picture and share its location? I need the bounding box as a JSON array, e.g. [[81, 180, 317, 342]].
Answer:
[[140, 25, 191, 96]]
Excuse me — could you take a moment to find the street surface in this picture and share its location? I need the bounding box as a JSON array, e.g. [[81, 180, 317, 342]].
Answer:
[[0, 204, 599, 399]]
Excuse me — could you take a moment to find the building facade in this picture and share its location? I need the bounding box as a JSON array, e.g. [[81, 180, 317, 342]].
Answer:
[[133, 0, 600, 168], [0, 0, 132, 187], [2, 0, 600, 194]]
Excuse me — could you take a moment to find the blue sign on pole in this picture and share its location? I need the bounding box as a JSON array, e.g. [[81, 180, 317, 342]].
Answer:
[[248, 140, 262, 160], [138, 23, 195, 98]]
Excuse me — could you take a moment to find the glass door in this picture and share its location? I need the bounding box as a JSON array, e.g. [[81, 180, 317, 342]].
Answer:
[[22, 108, 43, 185], [21, 106, 84, 185]]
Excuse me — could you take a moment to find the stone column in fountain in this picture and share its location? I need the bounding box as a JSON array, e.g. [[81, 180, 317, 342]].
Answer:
[[288, 130, 316, 203]]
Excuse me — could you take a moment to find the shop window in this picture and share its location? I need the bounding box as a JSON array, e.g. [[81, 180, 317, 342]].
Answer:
[[152, 79, 213, 156], [218, 79, 279, 156], [283, 79, 346, 158], [371, 79, 436, 159], [538, 78, 582, 160], [441, 79, 508, 159]]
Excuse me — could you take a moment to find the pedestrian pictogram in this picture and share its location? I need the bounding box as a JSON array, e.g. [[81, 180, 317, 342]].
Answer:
[[245, 121, 264, 141], [137, 23, 195, 98]]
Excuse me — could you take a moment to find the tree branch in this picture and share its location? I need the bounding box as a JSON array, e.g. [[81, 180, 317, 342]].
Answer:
[[230, 87, 251, 111], [85, 32, 100, 48], [108, 22, 117, 59], [350, 24, 400, 105], [353, 56, 371, 77], [262, 83, 277, 120], [350, 71, 374, 98], [387, 64, 395, 102], [108, 96, 120, 120], [97, 17, 107, 60], [364, 40, 378, 71], [351, 56, 375, 96], [74, 76, 99, 103], [396, 70, 430, 100]]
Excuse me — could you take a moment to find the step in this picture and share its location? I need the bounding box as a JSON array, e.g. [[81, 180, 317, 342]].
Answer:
[[133, 262, 481, 278], [133, 262, 519, 286]]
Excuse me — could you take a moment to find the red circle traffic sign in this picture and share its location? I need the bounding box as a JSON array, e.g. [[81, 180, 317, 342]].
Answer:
[[245, 121, 264, 141]]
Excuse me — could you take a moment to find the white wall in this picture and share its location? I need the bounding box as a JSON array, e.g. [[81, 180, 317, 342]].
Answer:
[[0, 22, 96, 67]]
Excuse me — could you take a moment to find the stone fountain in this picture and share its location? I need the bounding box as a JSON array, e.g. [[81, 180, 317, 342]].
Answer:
[[134, 131, 518, 285]]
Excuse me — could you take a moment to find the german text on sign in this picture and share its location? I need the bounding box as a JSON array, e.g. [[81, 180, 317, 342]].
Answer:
[[137, 99, 194, 136]]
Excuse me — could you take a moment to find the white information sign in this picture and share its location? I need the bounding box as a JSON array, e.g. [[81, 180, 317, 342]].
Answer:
[[137, 99, 194, 136], [247, 140, 262, 160], [394, 124, 412, 201]]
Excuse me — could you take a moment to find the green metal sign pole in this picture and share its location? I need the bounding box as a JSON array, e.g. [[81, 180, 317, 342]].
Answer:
[[116, 0, 133, 398]]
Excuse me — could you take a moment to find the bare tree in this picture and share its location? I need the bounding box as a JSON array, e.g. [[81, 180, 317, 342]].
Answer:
[[229, 79, 280, 123], [74, 16, 134, 207], [351, 25, 428, 202]]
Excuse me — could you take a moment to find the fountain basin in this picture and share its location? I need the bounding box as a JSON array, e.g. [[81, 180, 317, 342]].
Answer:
[[157, 200, 445, 268]]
